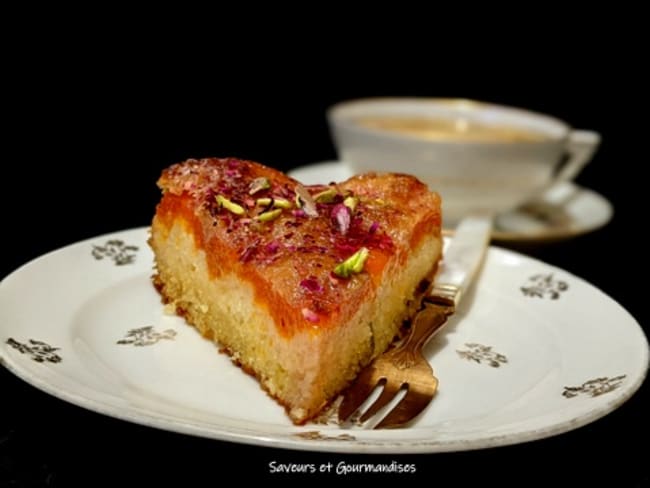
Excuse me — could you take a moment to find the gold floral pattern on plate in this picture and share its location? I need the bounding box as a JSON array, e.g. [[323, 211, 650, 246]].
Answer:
[[562, 375, 627, 398], [5, 338, 62, 363], [456, 343, 508, 368], [116, 326, 177, 347], [521, 273, 568, 299], [293, 431, 356, 441], [92, 239, 139, 265]]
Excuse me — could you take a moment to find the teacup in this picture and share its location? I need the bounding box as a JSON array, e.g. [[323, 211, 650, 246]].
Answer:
[[327, 98, 600, 225]]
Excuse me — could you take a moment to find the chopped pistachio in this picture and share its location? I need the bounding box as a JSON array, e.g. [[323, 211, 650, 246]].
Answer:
[[273, 198, 292, 209], [333, 247, 370, 278], [248, 177, 271, 195], [313, 187, 338, 203], [343, 196, 359, 211], [256, 197, 273, 206], [256, 208, 283, 222], [256, 197, 292, 209], [216, 195, 245, 215], [295, 184, 318, 217]]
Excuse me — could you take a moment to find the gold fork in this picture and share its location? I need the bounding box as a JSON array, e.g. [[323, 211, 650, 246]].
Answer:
[[338, 215, 492, 429]]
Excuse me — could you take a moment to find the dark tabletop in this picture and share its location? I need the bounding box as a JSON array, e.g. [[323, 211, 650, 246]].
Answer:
[[2, 55, 648, 486]]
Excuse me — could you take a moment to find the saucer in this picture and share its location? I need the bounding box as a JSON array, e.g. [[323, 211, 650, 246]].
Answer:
[[288, 161, 614, 243]]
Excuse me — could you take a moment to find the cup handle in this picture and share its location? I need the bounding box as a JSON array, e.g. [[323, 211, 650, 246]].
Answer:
[[554, 129, 601, 182]]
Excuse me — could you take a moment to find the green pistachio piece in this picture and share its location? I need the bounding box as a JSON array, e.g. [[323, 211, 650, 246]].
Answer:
[[313, 188, 338, 203], [256, 197, 292, 209], [248, 177, 271, 195], [216, 195, 245, 215], [256, 208, 283, 222], [333, 247, 370, 278], [295, 184, 319, 217], [343, 196, 359, 211], [273, 198, 292, 209], [256, 197, 273, 206]]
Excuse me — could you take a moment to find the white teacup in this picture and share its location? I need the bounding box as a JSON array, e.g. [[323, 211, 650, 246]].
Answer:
[[327, 98, 600, 225]]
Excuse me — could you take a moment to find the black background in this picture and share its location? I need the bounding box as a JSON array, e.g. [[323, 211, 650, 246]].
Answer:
[[1, 35, 648, 486]]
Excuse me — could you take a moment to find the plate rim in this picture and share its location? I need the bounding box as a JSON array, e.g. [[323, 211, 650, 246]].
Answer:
[[1, 226, 648, 454]]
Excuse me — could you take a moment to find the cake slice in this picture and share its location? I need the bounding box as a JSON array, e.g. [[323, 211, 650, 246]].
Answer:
[[149, 157, 442, 424]]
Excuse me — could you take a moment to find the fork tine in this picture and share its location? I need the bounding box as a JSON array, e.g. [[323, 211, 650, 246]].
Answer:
[[374, 377, 438, 429], [338, 366, 381, 422], [359, 381, 404, 422]]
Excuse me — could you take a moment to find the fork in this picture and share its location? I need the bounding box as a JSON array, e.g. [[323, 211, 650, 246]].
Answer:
[[338, 215, 492, 429]]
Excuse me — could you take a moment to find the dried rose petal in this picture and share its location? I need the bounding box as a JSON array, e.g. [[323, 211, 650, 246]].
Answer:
[[265, 240, 280, 254], [331, 204, 351, 235], [334, 241, 358, 254], [301, 307, 320, 323], [369, 221, 379, 234], [239, 245, 257, 262], [300, 278, 324, 292]]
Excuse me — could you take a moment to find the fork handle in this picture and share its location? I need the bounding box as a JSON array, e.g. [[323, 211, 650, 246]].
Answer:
[[398, 302, 454, 356]]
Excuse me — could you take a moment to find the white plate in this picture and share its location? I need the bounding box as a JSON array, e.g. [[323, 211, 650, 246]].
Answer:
[[289, 161, 614, 242], [1, 227, 647, 453]]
